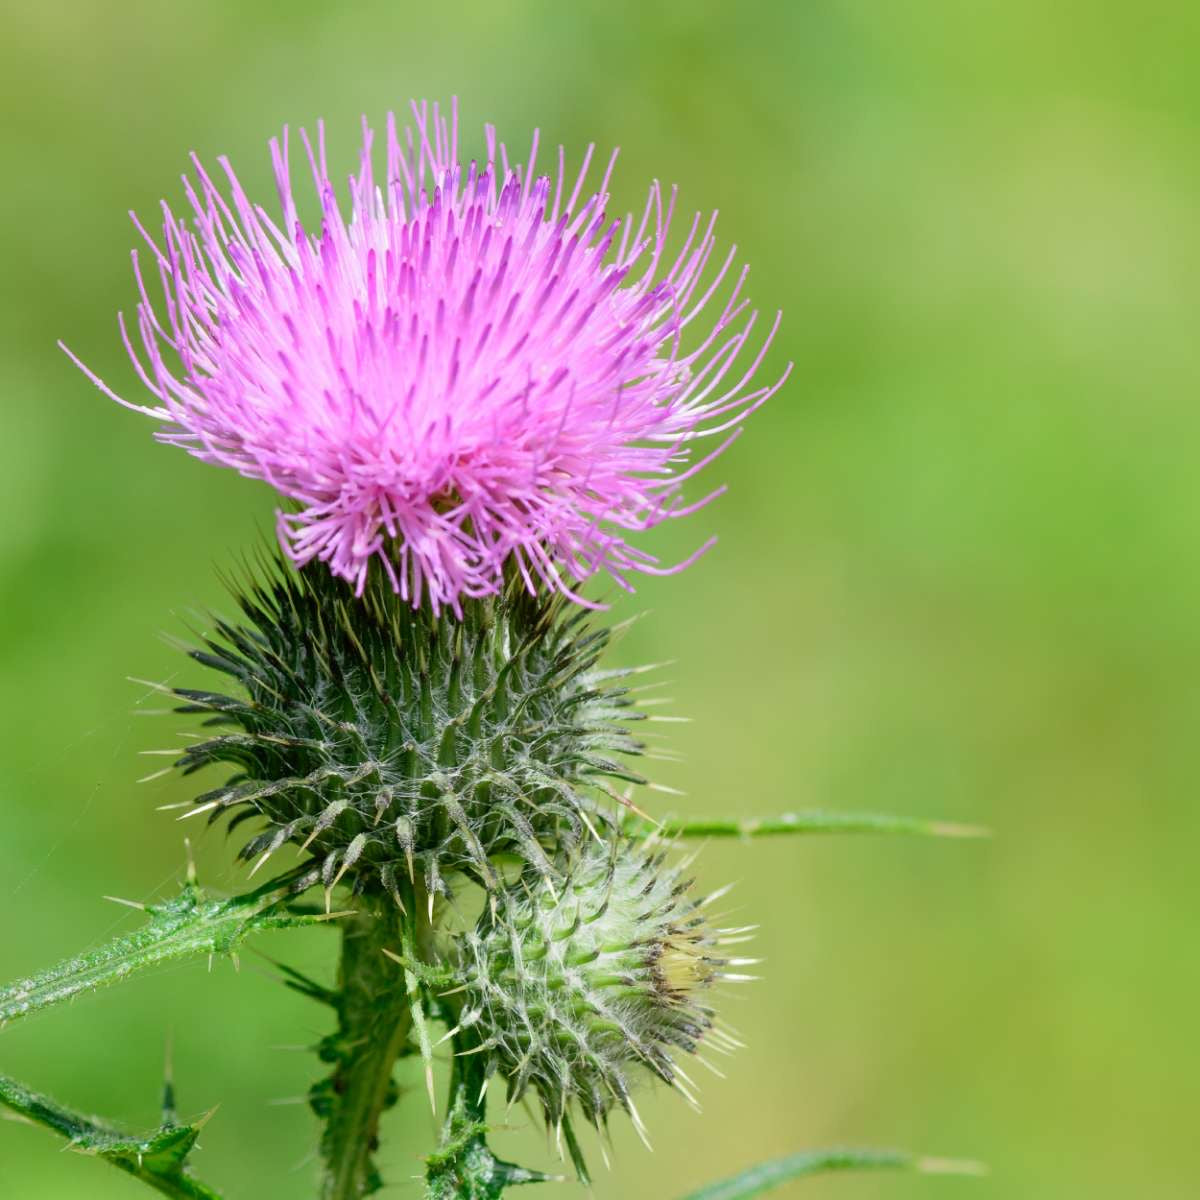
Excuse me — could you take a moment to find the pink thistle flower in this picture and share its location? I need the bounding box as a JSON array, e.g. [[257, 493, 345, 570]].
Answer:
[[63, 100, 789, 612]]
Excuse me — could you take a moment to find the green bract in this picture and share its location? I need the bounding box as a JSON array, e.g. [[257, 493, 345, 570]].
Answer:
[[170, 560, 649, 900], [453, 842, 747, 1168]]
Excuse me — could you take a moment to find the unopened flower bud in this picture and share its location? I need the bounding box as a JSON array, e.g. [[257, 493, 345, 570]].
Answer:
[[168, 563, 646, 899], [455, 842, 750, 1155]]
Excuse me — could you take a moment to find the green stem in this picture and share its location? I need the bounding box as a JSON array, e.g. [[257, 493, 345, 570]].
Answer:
[[318, 894, 423, 1200]]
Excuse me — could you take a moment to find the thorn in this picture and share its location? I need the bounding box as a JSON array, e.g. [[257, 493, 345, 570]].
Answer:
[[308, 909, 357, 924], [627, 677, 674, 694], [178, 799, 222, 821], [127, 676, 175, 696], [330, 858, 356, 893], [617, 792, 653, 822], [579, 808, 603, 846], [647, 782, 687, 797], [162, 1030, 177, 1126], [698, 882, 736, 909], [248, 849, 275, 879], [451, 1042, 491, 1058], [137, 767, 174, 784], [184, 838, 197, 884], [707, 1023, 746, 1051], [192, 1105, 219, 1132], [231, 953, 241, 973], [103, 895, 147, 911], [626, 1097, 653, 1151], [626, 659, 675, 676], [673, 1061, 698, 1092]]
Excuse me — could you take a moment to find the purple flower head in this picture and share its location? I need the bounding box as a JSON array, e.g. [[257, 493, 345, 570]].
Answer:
[[64, 100, 788, 612]]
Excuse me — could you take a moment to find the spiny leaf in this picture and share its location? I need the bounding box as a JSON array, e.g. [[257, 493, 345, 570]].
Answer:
[[677, 1148, 986, 1199], [0, 1073, 223, 1200], [623, 810, 990, 841], [0, 873, 332, 1027]]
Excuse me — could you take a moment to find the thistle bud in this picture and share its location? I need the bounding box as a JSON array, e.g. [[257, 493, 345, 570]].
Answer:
[[454, 843, 749, 1157], [166, 560, 646, 899]]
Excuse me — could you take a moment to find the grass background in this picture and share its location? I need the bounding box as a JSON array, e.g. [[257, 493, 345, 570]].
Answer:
[[1, 2, 1197, 1197]]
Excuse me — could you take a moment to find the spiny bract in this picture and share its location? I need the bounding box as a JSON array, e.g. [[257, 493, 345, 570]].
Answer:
[[451, 842, 749, 1165], [167, 558, 648, 900]]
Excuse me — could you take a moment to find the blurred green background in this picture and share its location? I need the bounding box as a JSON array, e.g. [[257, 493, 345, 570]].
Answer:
[[2, 1, 1197, 1197]]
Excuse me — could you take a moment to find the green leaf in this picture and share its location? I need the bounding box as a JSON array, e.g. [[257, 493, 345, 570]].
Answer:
[[677, 1148, 986, 1199], [0, 871, 338, 1027], [0, 1073, 224, 1200], [623, 810, 990, 840]]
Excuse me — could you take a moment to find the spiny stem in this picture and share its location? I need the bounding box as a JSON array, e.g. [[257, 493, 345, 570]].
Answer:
[[318, 889, 429, 1200], [424, 1044, 556, 1200]]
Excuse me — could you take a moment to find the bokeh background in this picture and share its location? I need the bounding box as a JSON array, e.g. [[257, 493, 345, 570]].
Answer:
[[2, 2, 1197, 1197]]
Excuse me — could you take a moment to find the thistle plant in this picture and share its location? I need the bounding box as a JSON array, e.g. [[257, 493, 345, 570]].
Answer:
[[2, 99, 984, 1199]]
